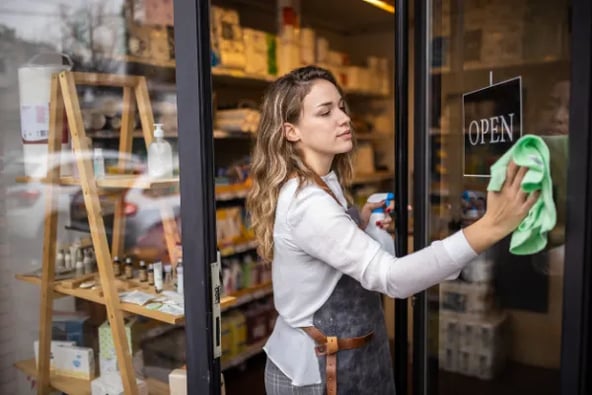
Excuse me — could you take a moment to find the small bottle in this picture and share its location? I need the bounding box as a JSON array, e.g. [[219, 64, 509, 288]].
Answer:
[[112, 256, 121, 277], [163, 264, 172, 288], [64, 251, 72, 270], [56, 249, 65, 272], [176, 261, 184, 295], [93, 148, 106, 178], [83, 250, 93, 274], [147, 263, 155, 285], [124, 256, 134, 279], [75, 259, 84, 277], [138, 260, 147, 282], [147, 123, 173, 179], [153, 262, 163, 293]]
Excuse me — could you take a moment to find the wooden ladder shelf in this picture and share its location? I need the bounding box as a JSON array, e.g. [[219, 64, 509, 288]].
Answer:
[[34, 71, 181, 395]]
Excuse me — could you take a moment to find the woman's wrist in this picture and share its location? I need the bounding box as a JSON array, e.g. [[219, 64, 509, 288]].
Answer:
[[462, 215, 507, 254]]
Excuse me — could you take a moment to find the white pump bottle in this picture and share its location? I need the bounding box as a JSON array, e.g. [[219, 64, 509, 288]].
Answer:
[[364, 192, 395, 256], [148, 123, 173, 179]]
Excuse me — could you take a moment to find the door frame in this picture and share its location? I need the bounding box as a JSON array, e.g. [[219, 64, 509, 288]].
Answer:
[[560, 0, 592, 393], [410, 0, 592, 394], [175, 0, 220, 393]]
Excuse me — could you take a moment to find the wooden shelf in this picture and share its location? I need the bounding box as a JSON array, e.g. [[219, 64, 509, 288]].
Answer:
[[356, 133, 394, 141], [213, 129, 254, 139], [221, 337, 268, 371], [352, 171, 395, 185], [432, 57, 567, 75], [16, 273, 236, 323], [111, 55, 389, 98], [15, 359, 91, 395], [14, 359, 170, 395], [219, 240, 258, 257], [16, 175, 178, 190], [18, 273, 184, 324], [222, 282, 272, 312]]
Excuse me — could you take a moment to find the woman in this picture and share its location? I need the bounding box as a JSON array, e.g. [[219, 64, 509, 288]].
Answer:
[[247, 66, 538, 394]]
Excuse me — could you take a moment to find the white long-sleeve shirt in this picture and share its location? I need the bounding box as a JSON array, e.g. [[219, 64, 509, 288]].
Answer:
[[263, 171, 477, 386]]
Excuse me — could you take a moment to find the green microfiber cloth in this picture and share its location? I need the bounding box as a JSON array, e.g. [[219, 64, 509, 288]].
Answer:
[[487, 134, 557, 255]]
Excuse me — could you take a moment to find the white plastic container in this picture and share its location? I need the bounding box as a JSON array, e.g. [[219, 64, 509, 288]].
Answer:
[[176, 262, 184, 295], [18, 53, 73, 177], [147, 123, 173, 178]]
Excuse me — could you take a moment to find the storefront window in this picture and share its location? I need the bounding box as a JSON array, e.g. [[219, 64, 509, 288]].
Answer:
[[1, 1, 183, 393], [1, 1, 397, 393], [425, 0, 570, 393]]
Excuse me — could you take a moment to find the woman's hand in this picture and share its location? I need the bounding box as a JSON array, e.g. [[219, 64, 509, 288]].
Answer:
[[359, 199, 395, 230], [463, 161, 540, 253]]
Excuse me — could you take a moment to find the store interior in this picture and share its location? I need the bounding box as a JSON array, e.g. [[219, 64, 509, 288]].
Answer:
[[0, 0, 571, 394]]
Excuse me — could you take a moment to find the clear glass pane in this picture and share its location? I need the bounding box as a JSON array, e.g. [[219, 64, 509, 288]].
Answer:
[[426, 0, 570, 393], [1, 1, 182, 392]]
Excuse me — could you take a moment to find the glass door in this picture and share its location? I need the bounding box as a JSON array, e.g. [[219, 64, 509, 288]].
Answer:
[[412, 0, 591, 394]]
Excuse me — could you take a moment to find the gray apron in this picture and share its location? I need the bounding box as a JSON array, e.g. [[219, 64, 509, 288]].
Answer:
[[312, 273, 396, 394]]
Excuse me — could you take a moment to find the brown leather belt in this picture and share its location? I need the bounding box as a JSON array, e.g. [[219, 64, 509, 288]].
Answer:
[[302, 326, 374, 395]]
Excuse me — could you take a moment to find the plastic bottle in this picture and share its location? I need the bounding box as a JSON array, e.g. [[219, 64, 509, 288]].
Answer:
[[112, 256, 121, 277], [153, 261, 163, 293], [93, 148, 105, 178], [147, 263, 155, 285], [138, 260, 147, 282], [147, 123, 173, 179], [364, 192, 395, 256], [176, 261, 184, 295], [125, 256, 135, 279]]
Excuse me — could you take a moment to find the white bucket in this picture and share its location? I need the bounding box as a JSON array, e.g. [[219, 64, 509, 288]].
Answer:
[[18, 53, 73, 177]]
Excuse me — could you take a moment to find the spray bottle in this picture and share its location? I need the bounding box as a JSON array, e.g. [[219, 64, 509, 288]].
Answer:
[[364, 193, 395, 255]]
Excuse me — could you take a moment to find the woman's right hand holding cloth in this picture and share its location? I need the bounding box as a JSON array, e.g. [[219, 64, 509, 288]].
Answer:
[[463, 161, 541, 254]]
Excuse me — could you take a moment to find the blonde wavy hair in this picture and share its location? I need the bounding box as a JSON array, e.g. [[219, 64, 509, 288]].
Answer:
[[247, 66, 355, 263]]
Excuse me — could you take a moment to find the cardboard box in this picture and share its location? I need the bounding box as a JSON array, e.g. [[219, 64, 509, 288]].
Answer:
[[34, 340, 76, 371], [169, 368, 187, 395], [98, 318, 141, 360], [54, 346, 95, 380], [52, 311, 88, 346]]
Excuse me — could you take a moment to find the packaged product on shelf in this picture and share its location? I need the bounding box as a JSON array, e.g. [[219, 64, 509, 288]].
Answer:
[[55, 345, 96, 380], [462, 253, 495, 283], [143, 0, 174, 27], [243, 28, 269, 76], [353, 143, 376, 175], [147, 123, 174, 179], [33, 340, 76, 370], [98, 317, 142, 360], [300, 27, 316, 66], [168, 368, 188, 395], [244, 303, 268, 344], [51, 311, 89, 346], [92, 372, 148, 395], [211, 6, 246, 69], [230, 258, 243, 292], [265, 33, 278, 76], [216, 207, 244, 247], [225, 310, 247, 356], [221, 317, 234, 363], [215, 108, 261, 134], [439, 280, 496, 317], [438, 312, 508, 379], [439, 346, 459, 373]]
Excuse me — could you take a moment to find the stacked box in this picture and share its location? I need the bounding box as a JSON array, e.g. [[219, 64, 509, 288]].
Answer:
[[438, 248, 507, 379]]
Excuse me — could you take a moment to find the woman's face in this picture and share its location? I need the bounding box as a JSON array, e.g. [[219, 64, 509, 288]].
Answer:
[[536, 81, 570, 136], [286, 79, 353, 169]]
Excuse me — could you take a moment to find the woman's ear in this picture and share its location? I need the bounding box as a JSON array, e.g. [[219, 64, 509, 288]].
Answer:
[[284, 122, 300, 142]]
